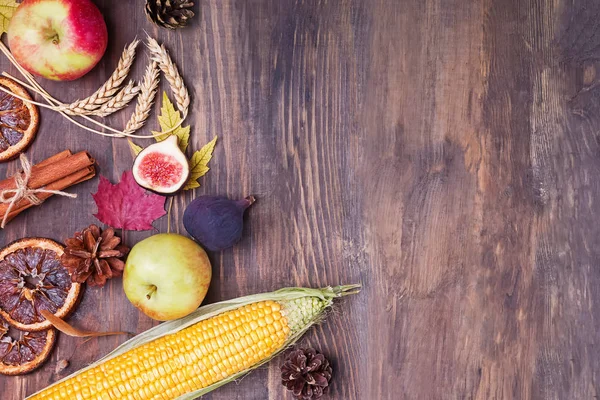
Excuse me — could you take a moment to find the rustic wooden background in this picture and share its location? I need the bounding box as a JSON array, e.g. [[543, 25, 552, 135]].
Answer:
[[1, 0, 600, 399]]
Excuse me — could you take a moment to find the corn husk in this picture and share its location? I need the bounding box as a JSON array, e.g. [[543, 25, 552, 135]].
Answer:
[[27, 285, 360, 399]]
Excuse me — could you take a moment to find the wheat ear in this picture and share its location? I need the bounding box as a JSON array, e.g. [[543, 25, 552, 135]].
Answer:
[[61, 40, 140, 115], [94, 81, 140, 117], [0, 40, 173, 139], [124, 62, 160, 133], [146, 36, 189, 120]]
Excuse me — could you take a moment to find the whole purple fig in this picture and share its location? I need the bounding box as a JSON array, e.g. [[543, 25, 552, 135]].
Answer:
[[183, 195, 255, 251]]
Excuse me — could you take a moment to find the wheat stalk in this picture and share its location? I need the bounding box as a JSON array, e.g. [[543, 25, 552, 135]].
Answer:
[[124, 62, 160, 133], [0, 38, 190, 140], [146, 36, 189, 119], [93, 81, 140, 117], [61, 40, 140, 115]]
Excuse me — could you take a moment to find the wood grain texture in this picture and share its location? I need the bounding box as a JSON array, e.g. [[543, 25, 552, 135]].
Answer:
[[1, 0, 600, 399]]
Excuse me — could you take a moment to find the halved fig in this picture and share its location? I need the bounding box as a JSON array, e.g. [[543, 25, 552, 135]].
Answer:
[[132, 135, 189, 194], [0, 317, 55, 375], [0, 238, 81, 331]]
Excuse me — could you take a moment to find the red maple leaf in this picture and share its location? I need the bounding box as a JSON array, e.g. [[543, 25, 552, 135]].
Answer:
[[92, 171, 166, 231]]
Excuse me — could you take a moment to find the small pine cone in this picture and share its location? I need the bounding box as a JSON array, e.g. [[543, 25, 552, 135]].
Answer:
[[281, 348, 333, 399], [145, 0, 195, 30], [61, 225, 129, 287]]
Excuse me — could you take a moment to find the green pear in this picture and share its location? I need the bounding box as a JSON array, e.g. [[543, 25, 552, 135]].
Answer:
[[123, 234, 212, 321]]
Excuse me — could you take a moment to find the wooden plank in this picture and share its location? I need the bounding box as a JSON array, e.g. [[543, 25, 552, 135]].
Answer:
[[0, 0, 599, 399]]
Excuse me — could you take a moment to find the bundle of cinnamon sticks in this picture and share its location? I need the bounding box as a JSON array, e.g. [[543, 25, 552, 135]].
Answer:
[[0, 150, 96, 225]]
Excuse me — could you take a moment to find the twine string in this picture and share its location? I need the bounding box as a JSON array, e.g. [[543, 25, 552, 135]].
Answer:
[[0, 154, 77, 228]]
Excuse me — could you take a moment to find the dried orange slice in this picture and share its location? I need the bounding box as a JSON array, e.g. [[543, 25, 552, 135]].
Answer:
[[0, 238, 80, 331], [0, 77, 39, 162], [0, 317, 55, 375]]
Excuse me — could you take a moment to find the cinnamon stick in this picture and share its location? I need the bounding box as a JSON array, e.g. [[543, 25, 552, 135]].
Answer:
[[3, 166, 96, 222], [0, 151, 94, 192], [32, 150, 72, 170], [0, 150, 97, 225]]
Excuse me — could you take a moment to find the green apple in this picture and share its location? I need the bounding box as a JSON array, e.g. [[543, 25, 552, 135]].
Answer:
[[123, 234, 212, 321]]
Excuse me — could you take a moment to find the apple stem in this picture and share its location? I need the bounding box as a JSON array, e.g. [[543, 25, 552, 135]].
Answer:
[[146, 285, 157, 300]]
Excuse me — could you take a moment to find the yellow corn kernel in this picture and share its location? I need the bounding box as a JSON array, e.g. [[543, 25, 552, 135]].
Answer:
[[29, 301, 291, 400]]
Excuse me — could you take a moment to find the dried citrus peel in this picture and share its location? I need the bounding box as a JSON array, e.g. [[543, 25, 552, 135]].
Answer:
[[0, 76, 39, 161], [0, 238, 81, 332], [0, 317, 56, 376], [40, 310, 131, 338]]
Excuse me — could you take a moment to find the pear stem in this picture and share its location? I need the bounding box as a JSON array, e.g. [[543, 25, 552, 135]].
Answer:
[[146, 285, 157, 300]]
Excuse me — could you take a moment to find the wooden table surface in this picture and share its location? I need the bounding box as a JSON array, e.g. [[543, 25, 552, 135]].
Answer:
[[1, 0, 600, 399]]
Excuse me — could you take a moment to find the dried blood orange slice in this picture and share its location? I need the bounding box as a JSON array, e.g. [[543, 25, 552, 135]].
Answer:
[[0, 317, 55, 375], [0, 238, 80, 331], [0, 77, 39, 162]]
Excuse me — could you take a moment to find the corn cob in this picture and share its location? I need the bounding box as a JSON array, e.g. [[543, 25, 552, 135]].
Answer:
[[27, 285, 360, 400]]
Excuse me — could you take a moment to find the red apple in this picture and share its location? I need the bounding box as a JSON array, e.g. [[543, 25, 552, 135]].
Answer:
[[7, 0, 108, 81]]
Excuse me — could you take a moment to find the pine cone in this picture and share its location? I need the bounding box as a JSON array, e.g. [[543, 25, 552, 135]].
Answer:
[[281, 348, 333, 399], [61, 225, 129, 287], [145, 0, 195, 30]]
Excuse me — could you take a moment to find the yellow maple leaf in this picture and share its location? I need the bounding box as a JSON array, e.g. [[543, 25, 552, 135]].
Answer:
[[152, 92, 190, 153], [0, 0, 18, 35], [127, 139, 143, 156], [184, 179, 201, 190], [184, 136, 217, 190]]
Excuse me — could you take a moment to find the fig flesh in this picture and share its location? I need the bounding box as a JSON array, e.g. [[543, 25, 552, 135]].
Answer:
[[132, 136, 189, 194], [183, 195, 255, 251]]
